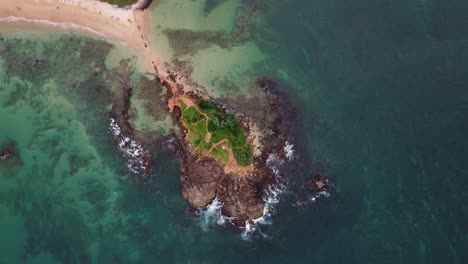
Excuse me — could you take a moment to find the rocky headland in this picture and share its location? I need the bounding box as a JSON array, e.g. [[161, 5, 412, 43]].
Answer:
[[103, 68, 298, 225], [161, 75, 299, 226]]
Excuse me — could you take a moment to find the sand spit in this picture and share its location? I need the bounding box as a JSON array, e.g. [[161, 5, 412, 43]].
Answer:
[[0, 0, 160, 73]]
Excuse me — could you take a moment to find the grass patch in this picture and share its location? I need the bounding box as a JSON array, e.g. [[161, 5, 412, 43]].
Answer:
[[182, 106, 204, 124], [179, 99, 253, 166], [200, 100, 247, 147], [179, 100, 187, 110], [98, 0, 138, 7], [233, 144, 253, 167], [211, 145, 230, 163]]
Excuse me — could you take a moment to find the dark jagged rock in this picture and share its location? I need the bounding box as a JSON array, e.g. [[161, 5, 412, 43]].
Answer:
[[108, 116, 152, 180], [0, 142, 22, 178], [184, 206, 201, 217], [308, 170, 332, 194], [0, 147, 13, 161], [135, 0, 153, 11], [180, 156, 224, 207]]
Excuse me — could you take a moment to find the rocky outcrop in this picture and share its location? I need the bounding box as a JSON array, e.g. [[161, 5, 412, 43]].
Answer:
[[106, 60, 299, 227], [180, 156, 224, 207], [217, 170, 272, 220], [0, 147, 13, 161], [179, 150, 273, 223], [169, 77, 295, 226], [134, 0, 153, 11]]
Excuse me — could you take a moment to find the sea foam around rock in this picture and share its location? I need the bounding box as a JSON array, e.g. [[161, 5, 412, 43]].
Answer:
[[109, 118, 150, 177]]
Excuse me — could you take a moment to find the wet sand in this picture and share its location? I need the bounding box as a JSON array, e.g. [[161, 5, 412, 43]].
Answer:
[[0, 0, 165, 77]]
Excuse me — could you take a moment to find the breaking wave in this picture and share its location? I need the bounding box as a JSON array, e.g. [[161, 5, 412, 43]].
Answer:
[[240, 153, 288, 240], [109, 118, 151, 177], [196, 141, 305, 240], [241, 182, 286, 240], [199, 197, 228, 231], [284, 141, 295, 160]]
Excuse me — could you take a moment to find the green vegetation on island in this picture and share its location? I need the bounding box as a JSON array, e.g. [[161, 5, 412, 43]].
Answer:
[[99, 0, 138, 7], [179, 100, 253, 166]]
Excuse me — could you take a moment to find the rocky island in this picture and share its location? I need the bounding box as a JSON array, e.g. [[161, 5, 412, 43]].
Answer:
[[160, 73, 292, 226]]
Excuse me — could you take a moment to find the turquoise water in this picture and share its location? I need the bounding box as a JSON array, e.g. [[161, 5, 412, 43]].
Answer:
[[1, 0, 468, 263]]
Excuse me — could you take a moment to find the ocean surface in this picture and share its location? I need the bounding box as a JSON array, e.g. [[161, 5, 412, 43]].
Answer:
[[1, 0, 468, 263]]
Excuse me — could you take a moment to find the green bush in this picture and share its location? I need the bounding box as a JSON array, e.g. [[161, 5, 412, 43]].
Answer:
[[210, 145, 230, 163], [233, 144, 253, 167], [180, 99, 253, 166], [182, 106, 204, 124], [99, 0, 138, 7]]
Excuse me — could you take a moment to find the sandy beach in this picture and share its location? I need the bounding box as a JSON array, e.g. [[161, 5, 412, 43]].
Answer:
[[0, 0, 160, 73]]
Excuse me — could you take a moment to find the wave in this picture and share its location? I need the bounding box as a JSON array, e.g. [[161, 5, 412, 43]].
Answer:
[[197, 142, 319, 240], [284, 141, 295, 160], [199, 197, 228, 231], [240, 153, 289, 240], [198, 179, 286, 239], [109, 118, 150, 177], [241, 182, 286, 240]]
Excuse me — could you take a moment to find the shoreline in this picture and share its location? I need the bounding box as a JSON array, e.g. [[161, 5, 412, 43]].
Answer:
[[0, 0, 159, 74]]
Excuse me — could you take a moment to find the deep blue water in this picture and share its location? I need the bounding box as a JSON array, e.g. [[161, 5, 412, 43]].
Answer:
[[250, 0, 468, 263]]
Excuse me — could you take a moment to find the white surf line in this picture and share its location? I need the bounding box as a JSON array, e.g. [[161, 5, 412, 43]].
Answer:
[[0, 16, 109, 37]]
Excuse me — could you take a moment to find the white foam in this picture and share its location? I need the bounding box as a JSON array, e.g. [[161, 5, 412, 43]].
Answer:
[[199, 197, 227, 231], [198, 153, 290, 239], [266, 153, 284, 176], [241, 221, 255, 240], [109, 118, 149, 176], [284, 141, 295, 160], [239, 153, 289, 240]]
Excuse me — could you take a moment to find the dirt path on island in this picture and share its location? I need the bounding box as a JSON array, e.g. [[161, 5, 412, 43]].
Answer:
[[178, 100, 239, 167]]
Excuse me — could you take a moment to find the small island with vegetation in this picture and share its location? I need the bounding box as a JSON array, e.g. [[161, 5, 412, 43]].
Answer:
[[162, 76, 294, 226], [179, 99, 253, 167]]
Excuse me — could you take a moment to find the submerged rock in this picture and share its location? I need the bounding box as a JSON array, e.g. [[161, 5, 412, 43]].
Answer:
[[0, 147, 13, 161], [109, 117, 152, 179], [308, 172, 331, 193], [0, 142, 22, 177], [135, 0, 153, 10], [184, 206, 201, 217]]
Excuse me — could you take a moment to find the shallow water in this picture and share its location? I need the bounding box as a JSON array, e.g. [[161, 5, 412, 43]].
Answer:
[[1, 0, 468, 263]]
